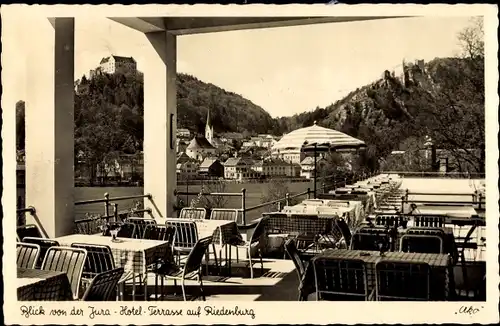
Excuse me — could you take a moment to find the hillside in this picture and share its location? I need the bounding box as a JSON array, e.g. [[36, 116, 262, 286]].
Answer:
[[73, 71, 276, 137], [177, 74, 276, 135], [274, 57, 485, 172]]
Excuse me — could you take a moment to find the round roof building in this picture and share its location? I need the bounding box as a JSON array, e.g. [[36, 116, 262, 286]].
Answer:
[[271, 122, 366, 163]]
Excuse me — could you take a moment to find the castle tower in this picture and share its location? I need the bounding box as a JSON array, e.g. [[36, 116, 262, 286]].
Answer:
[[205, 109, 214, 146]]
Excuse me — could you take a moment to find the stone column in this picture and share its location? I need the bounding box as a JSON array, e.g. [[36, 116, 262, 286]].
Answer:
[[25, 18, 75, 237], [143, 31, 177, 219]]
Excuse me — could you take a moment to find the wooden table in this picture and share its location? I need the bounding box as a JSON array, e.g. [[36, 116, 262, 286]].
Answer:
[[299, 249, 452, 301], [17, 268, 73, 301], [55, 234, 170, 300]]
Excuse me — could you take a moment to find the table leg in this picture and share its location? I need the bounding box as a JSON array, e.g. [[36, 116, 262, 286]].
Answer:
[[144, 275, 148, 301], [132, 274, 136, 300]]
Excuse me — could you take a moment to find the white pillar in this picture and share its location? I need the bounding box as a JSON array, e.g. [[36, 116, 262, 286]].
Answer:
[[25, 18, 75, 237], [143, 31, 177, 219]]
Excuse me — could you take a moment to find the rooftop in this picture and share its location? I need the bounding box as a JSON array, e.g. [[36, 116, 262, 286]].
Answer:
[[187, 136, 216, 150], [100, 55, 136, 64]]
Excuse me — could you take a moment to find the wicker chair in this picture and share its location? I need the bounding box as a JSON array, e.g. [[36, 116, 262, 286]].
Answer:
[[376, 215, 406, 227], [226, 217, 267, 278], [126, 217, 157, 239], [414, 215, 446, 228], [179, 207, 207, 220], [375, 260, 430, 301], [17, 242, 41, 269], [350, 232, 388, 251], [400, 234, 444, 254], [22, 237, 60, 269], [81, 268, 125, 301], [102, 222, 136, 238], [41, 246, 87, 300], [153, 237, 212, 301], [312, 257, 369, 301], [166, 220, 199, 264], [210, 208, 239, 222], [284, 238, 307, 300], [70, 243, 133, 300]]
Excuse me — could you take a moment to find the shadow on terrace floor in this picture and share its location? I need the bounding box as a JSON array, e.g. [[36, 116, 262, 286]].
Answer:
[[121, 260, 300, 301]]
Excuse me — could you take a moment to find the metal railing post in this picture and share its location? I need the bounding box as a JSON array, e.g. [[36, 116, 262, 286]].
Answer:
[[307, 187, 311, 199], [241, 188, 246, 225], [322, 182, 326, 194], [104, 193, 110, 218], [113, 203, 118, 222], [285, 193, 290, 207]]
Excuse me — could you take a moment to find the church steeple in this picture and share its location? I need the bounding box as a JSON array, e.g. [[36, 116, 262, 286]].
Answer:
[[205, 109, 214, 146]]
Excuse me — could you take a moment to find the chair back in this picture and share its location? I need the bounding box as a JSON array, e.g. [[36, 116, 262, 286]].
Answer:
[[17, 224, 43, 240], [183, 236, 213, 275], [375, 260, 430, 301], [400, 234, 444, 254], [407, 227, 445, 236], [126, 217, 157, 239], [350, 232, 387, 251], [210, 208, 239, 222], [143, 224, 176, 243], [312, 257, 368, 300], [414, 215, 445, 228], [103, 222, 136, 238], [81, 267, 124, 301], [17, 242, 41, 269], [167, 220, 199, 251], [334, 218, 352, 248], [179, 207, 207, 220], [284, 238, 306, 282], [41, 246, 87, 300], [376, 215, 405, 227], [22, 237, 60, 269], [249, 216, 268, 245], [71, 243, 115, 279]]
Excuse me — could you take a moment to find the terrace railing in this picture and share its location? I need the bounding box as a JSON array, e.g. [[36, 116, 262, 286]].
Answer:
[[381, 171, 486, 179], [74, 193, 154, 234], [16, 206, 36, 227], [174, 174, 367, 226], [399, 189, 486, 213]]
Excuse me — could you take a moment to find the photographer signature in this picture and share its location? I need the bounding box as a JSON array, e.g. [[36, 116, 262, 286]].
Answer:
[[455, 305, 484, 315]]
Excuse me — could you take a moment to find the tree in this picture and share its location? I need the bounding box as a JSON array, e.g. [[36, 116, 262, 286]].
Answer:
[[415, 18, 485, 173], [192, 179, 229, 210], [260, 179, 296, 212]]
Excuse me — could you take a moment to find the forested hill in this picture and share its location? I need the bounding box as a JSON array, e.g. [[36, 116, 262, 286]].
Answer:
[[274, 56, 485, 172], [176, 74, 276, 135], [74, 71, 276, 138]]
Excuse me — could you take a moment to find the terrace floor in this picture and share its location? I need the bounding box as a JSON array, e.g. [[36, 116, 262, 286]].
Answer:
[[122, 258, 301, 301]]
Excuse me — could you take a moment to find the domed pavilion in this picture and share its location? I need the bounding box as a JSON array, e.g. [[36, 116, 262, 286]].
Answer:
[[271, 121, 366, 164]]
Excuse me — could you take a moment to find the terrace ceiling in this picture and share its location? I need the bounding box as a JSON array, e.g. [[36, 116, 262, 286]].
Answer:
[[108, 16, 410, 35]]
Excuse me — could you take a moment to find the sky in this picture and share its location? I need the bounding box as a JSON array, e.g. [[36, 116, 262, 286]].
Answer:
[[6, 15, 473, 118]]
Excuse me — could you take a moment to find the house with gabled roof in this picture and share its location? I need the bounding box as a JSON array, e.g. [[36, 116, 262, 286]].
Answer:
[[223, 157, 259, 180], [186, 136, 217, 161], [199, 158, 224, 178], [300, 156, 327, 179]]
